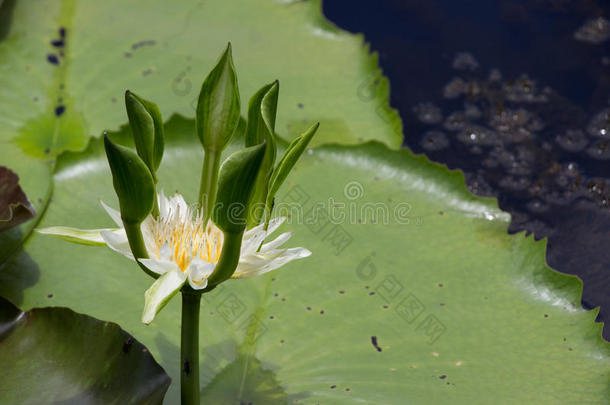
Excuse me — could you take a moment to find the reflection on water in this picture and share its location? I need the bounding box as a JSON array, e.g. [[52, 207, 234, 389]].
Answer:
[[575, 16, 609, 44], [324, 0, 610, 337]]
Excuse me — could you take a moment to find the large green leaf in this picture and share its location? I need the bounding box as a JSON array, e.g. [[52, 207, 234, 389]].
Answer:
[[1, 116, 607, 403], [1, 0, 400, 152], [0, 296, 170, 404], [0, 0, 401, 261]]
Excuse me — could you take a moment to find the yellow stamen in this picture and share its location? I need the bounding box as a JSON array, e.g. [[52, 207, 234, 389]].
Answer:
[[151, 203, 224, 271]]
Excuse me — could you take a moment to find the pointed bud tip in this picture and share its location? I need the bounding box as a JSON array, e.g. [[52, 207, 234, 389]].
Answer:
[[125, 90, 140, 103], [223, 42, 233, 60]]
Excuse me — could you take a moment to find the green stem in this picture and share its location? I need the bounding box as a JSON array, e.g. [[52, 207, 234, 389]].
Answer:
[[123, 221, 148, 258], [123, 221, 158, 279], [181, 291, 201, 405], [199, 148, 221, 222]]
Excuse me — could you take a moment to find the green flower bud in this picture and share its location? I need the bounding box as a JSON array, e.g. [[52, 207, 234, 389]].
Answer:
[[124, 90, 164, 182], [212, 143, 266, 234], [196, 43, 241, 217], [245, 81, 279, 228], [103, 134, 155, 225], [196, 42, 241, 152]]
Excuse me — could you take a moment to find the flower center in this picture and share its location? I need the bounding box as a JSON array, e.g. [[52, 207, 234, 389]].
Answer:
[[151, 205, 223, 272]]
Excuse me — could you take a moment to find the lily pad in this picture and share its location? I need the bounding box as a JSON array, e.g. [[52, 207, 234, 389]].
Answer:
[[0, 296, 170, 404], [1, 116, 607, 403]]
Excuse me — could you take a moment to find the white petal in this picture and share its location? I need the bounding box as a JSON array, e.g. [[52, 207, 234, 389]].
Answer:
[[169, 193, 189, 221], [140, 216, 157, 257], [142, 269, 187, 324], [240, 227, 267, 256], [138, 258, 180, 276], [260, 232, 292, 251], [266, 216, 287, 235], [100, 229, 134, 260], [241, 217, 288, 255], [243, 222, 265, 240], [157, 190, 170, 218], [36, 226, 119, 246], [232, 247, 311, 279], [186, 258, 215, 290], [100, 200, 123, 227], [159, 242, 172, 261]]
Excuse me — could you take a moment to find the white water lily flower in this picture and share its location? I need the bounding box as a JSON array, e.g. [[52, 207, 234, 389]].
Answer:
[[38, 191, 311, 324]]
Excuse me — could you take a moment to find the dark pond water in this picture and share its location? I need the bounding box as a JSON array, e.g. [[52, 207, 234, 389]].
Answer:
[[324, 0, 610, 338]]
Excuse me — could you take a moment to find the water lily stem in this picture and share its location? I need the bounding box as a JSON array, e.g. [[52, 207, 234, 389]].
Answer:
[[181, 291, 201, 405], [199, 149, 221, 222], [123, 221, 148, 259], [123, 221, 159, 279]]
